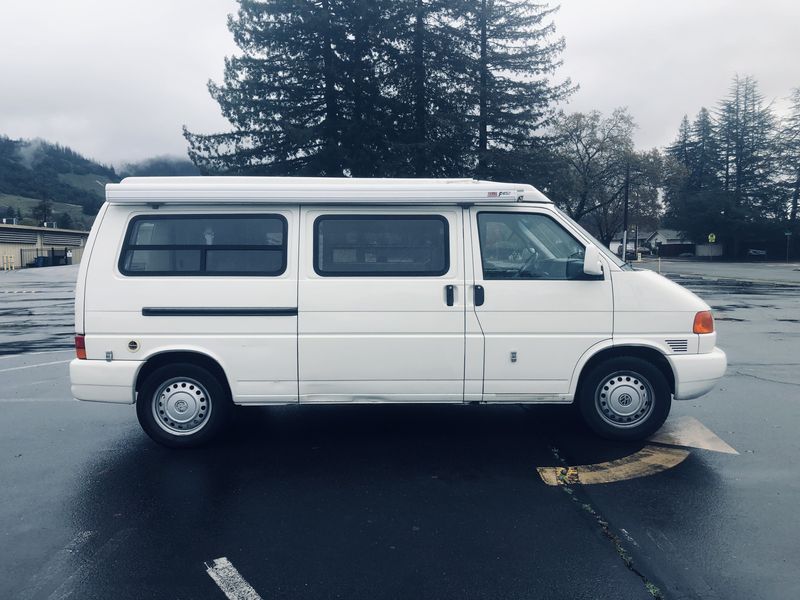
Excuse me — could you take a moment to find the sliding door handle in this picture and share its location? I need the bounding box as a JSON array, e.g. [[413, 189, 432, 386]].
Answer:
[[474, 285, 485, 307], [445, 284, 455, 307]]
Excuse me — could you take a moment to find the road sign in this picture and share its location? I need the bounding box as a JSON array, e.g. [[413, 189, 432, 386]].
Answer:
[[708, 233, 716, 243]]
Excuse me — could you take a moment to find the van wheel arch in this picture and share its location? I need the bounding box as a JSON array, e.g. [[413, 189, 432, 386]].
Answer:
[[135, 351, 232, 404], [575, 346, 675, 400]]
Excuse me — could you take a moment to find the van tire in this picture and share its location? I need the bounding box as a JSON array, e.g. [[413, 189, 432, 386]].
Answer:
[[136, 363, 232, 448], [577, 356, 671, 441]]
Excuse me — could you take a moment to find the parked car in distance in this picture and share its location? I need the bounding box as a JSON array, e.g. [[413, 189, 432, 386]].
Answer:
[[70, 177, 727, 447]]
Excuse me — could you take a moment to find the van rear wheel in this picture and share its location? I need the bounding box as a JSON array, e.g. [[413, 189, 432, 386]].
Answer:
[[578, 357, 671, 441], [136, 363, 232, 448]]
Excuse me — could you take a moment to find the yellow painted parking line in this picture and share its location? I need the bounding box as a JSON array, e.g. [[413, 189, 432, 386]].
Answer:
[[537, 445, 690, 486], [648, 415, 738, 455], [537, 417, 737, 486]]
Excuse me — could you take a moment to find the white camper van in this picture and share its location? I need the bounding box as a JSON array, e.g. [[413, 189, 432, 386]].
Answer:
[[70, 177, 726, 447]]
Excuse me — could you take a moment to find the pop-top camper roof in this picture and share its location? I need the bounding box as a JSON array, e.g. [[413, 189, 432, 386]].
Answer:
[[105, 177, 553, 205]]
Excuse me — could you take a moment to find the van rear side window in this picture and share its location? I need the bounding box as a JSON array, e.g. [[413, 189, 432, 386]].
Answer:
[[119, 214, 287, 276], [314, 215, 449, 276]]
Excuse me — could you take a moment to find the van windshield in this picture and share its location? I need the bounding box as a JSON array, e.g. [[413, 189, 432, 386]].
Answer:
[[554, 207, 631, 270]]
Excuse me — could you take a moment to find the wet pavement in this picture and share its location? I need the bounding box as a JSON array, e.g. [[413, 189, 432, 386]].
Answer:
[[640, 257, 800, 284], [1, 264, 799, 599], [0, 265, 77, 355]]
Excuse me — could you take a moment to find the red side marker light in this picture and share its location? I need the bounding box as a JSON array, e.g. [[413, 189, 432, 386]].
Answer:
[[693, 311, 714, 334], [75, 335, 87, 360]]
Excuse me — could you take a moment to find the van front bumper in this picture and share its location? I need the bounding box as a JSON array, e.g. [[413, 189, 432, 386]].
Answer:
[[668, 347, 727, 400], [70, 359, 142, 404]]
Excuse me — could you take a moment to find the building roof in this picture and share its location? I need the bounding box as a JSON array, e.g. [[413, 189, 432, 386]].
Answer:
[[611, 231, 654, 243], [106, 177, 553, 205], [0, 223, 88, 235], [649, 229, 689, 242]]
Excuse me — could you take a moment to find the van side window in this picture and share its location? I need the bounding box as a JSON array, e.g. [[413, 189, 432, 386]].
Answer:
[[314, 215, 449, 276], [119, 215, 287, 276], [477, 212, 585, 280]]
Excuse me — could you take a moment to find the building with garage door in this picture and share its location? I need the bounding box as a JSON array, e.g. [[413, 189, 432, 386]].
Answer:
[[0, 223, 89, 270]]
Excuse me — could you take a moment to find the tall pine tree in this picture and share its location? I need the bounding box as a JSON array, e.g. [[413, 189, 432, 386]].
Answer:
[[184, 0, 571, 179], [716, 75, 780, 217], [781, 88, 800, 223], [184, 0, 349, 175], [664, 108, 727, 245], [468, 0, 574, 180], [664, 76, 785, 255]]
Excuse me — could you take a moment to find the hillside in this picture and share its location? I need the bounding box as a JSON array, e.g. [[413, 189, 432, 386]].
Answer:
[[0, 137, 202, 231], [0, 136, 118, 229]]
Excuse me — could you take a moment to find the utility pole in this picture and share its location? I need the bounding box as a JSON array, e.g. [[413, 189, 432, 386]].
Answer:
[[621, 159, 630, 261]]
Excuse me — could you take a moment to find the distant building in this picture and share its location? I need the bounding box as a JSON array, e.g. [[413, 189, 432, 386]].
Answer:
[[610, 229, 696, 258], [0, 223, 89, 269], [609, 231, 654, 256], [646, 229, 695, 257]]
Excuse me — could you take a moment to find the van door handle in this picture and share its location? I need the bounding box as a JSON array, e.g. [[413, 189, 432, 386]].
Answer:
[[445, 285, 455, 307], [474, 285, 485, 307]]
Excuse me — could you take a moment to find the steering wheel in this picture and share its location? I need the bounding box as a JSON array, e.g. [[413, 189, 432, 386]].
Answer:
[[512, 249, 539, 279]]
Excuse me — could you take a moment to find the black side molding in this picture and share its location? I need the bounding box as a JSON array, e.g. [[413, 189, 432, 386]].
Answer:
[[142, 307, 298, 317]]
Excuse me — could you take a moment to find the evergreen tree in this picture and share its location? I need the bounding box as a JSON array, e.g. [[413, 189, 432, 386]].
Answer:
[[664, 107, 725, 240], [689, 107, 722, 191], [33, 199, 52, 224], [58, 212, 75, 230], [469, 0, 573, 180], [670, 116, 692, 167], [781, 87, 800, 223], [184, 0, 572, 179], [664, 76, 785, 255], [184, 0, 350, 175], [716, 75, 780, 218], [387, 0, 475, 177]]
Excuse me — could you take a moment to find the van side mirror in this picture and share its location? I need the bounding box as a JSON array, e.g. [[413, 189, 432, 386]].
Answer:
[[583, 245, 604, 277]]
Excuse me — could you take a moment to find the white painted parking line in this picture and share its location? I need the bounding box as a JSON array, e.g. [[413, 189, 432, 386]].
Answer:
[[0, 349, 74, 361], [18, 531, 96, 600], [206, 557, 263, 600], [47, 529, 135, 600], [648, 415, 738, 455], [0, 359, 71, 373]]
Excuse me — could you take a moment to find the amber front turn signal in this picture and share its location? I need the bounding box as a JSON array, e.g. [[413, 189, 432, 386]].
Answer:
[[693, 311, 714, 334], [75, 334, 87, 360]]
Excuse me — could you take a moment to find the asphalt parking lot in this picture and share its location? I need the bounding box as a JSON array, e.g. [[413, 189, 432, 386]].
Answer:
[[1, 263, 799, 599]]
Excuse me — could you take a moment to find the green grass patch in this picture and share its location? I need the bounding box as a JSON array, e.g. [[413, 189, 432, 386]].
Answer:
[[0, 193, 92, 230]]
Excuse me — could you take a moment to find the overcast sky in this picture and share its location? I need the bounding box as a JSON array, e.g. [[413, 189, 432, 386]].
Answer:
[[0, 0, 798, 165]]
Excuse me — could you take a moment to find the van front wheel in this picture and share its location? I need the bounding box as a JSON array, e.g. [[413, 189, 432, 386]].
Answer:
[[136, 363, 232, 448], [578, 357, 671, 441]]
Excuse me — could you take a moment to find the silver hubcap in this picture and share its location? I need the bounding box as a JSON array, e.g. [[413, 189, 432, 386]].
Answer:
[[595, 370, 654, 428], [152, 377, 211, 435]]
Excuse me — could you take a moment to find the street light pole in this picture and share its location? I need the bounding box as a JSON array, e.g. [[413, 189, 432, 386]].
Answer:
[[621, 160, 630, 260]]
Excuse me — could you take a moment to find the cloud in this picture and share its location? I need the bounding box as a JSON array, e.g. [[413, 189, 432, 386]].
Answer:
[[15, 139, 47, 169], [555, 0, 800, 148], [0, 0, 797, 163]]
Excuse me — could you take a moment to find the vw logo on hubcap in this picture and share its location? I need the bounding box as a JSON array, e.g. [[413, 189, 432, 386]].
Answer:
[[175, 399, 189, 413], [618, 393, 633, 407]]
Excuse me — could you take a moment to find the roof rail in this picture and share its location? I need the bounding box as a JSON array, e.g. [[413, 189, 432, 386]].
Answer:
[[106, 177, 553, 205]]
